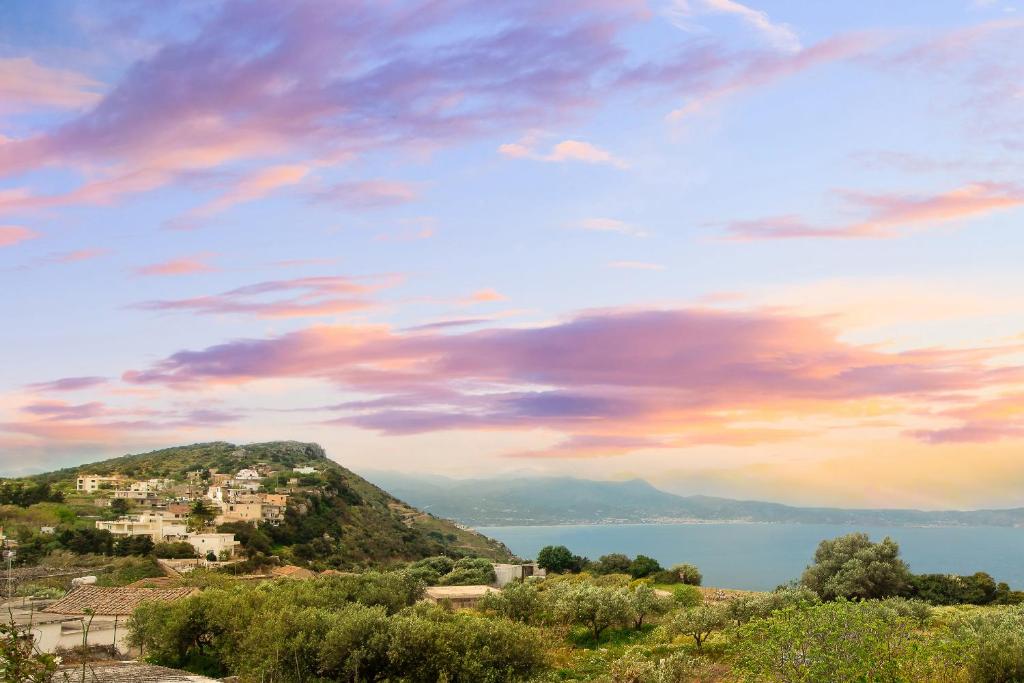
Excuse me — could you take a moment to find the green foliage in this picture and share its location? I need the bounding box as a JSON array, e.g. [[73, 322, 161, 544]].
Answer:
[[604, 649, 702, 683], [628, 555, 662, 580], [668, 603, 727, 650], [552, 580, 633, 642], [56, 527, 114, 555], [801, 532, 911, 600], [537, 545, 578, 573], [129, 575, 545, 682], [670, 563, 702, 586], [480, 581, 546, 624], [626, 583, 673, 629], [108, 498, 130, 516], [95, 555, 163, 586], [724, 587, 819, 626], [910, 572, 1014, 606], [186, 499, 216, 533], [731, 600, 952, 682], [671, 584, 703, 608], [216, 521, 272, 557], [113, 534, 155, 557], [0, 480, 64, 507], [593, 553, 632, 575], [155, 541, 198, 559], [945, 605, 1024, 682], [436, 557, 497, 586]]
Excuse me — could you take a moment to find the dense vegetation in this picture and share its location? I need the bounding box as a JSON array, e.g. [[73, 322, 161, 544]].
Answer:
[[125, 559, 1024, 683]]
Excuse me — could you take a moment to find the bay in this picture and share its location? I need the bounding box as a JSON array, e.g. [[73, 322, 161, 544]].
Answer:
[[477, 523, 1024, 591]]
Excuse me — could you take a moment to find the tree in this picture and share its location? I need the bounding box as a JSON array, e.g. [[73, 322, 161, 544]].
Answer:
[[57, 528, 114, 555], [594, 553, 632, 575], [537, 545, 575, 573], [113, 535, 154, 557], [109, 498, 130, 516], [669, 603, 728, 650], [553, 582, 632, 642], [801, 533, 911, 600], [672, 563, 702, 586], [187, 500, 217, 533], [627, 583, 672, 629], [628, 555, 661, 579], [480, 581, 545, 624], [672, 584, 703, 608]]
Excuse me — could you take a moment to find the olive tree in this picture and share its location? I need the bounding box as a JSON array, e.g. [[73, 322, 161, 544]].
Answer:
[[627, 583, 673, 629], [800, 533, 911, 600], [552, 581, 632, 642], [668, 603, 728, 650]]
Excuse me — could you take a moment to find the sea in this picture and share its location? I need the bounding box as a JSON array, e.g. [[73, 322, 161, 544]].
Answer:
[[477, 523, 1024, 591]]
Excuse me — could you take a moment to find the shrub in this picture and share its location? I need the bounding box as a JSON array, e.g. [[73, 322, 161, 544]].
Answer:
[[732, 600, 950, 682], [155, 541, 198, 559], [671, 584, 703, 608], [629, 555, 662, 579], [626, 583, 673, 629], [909, 572, 1012, 606], [480, 580, 545, 624], [946, 605, 1024, 682]]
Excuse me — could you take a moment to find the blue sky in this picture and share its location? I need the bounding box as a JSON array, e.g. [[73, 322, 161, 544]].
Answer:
[[2, 0, 1024, 508]]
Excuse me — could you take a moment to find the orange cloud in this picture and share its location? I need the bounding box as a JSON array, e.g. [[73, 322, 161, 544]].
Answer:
[[500, 136, 627, 168]]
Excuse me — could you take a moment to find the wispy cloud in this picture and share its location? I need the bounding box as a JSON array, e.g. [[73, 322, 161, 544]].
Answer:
[[0, 225, 40, 247], [666, 0, 802, 53], [500, 135, 627, 168], [0, 57, 103, 112], [720, 182, 1024, 240], [608, 261, 666, 270], [578, 218, 648, 237], [168, 164, 310, 230], [131, 275, 386, 318], [313, 180, 421, 209], [134, 253, 218, 277]]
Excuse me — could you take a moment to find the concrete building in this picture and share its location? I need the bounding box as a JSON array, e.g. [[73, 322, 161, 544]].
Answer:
[[76, 474, 126, 493], [215, 501, 262, 525], [293, 466, 317, 475], [423, 585, 497, 610], [95, 513, 187, 542], [493, 563, 546, 587], [235, 468, 261, 480], [186, 533, 237, 559]]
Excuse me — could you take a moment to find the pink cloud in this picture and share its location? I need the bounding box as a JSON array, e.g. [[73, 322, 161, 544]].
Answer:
[[46, 248, 110, 264], [608, 261, 666, 270], [312, 180, 420, 209], [120, 307, 1024, 455], [27, 376, 108, 392], [0, 57, 103, 112], [0, 225, 39, 247], [168, 164, 310, 229], [721, 182, 1024, 240], [499, 137, 627, 168], [131, 275, 385, 318], [0, 0, 658, 208], [134, 253, 218, 277]]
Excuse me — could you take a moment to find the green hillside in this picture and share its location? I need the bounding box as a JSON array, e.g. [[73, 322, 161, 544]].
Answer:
[[8, 441, 513, 567]]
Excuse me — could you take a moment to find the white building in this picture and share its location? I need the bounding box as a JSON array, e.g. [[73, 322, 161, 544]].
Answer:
[[187, 533, 237, 558], [293, 466, 317, 475], [95, 512, 187, 542], [76, 474, 126, 493], [234, 468, 261, 480], [493, 563, 546, 587]]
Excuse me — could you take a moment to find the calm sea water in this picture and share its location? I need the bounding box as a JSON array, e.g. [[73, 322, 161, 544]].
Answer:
[[477, 523, 1024, 591]]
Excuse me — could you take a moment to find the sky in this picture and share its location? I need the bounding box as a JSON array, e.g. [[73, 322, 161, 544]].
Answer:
[[2, 0, 1024, 509]]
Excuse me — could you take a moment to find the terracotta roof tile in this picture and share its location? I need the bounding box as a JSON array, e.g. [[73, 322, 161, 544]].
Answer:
[[45, 586, 196, 616]]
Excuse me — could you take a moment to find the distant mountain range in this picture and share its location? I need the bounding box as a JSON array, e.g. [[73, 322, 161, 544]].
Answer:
[[362, 472, 1024, 528]]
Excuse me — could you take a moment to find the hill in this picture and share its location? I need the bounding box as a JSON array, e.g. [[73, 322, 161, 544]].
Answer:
[[362, 472, 1024, 527], [12, 441, 513, 566]]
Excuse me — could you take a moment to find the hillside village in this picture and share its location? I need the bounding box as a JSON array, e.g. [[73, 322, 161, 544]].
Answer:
[[79, 461, 319, 563]]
